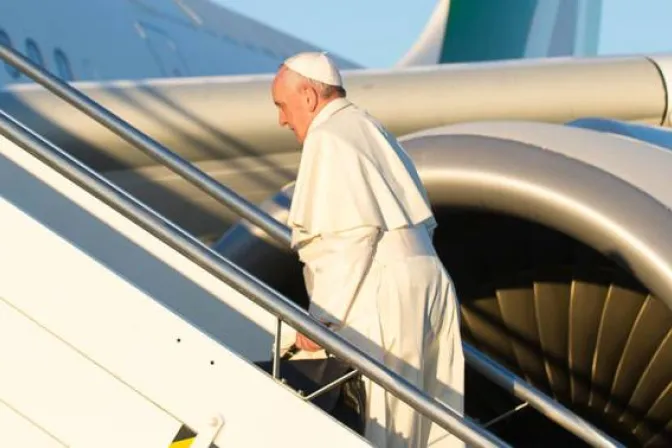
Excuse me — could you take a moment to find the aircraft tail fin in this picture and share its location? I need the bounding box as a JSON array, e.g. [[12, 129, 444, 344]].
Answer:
[[397, 0, 603, 66]]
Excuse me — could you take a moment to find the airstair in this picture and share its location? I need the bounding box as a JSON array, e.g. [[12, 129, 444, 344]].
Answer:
[[0, 44, 626, 447]]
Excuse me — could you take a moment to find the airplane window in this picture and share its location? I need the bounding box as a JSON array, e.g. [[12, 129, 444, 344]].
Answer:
[[0, 30, 19, 78], [25, 38, 44, 67], [54, 48, 74, 81]]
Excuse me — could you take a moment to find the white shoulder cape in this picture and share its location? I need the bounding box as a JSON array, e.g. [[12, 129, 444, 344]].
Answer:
[[288, 101, 436, 248]]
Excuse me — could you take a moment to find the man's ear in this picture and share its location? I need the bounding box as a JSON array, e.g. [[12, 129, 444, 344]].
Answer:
[[304, 86, 319, 112]]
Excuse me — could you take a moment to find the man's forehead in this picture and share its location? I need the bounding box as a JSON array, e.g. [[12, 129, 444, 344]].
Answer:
[[271, 77, 283, 102], [272, 67, 288, 93]]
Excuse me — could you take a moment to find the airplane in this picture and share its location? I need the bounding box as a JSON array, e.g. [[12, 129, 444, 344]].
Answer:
[[0, 0, 671, 446]]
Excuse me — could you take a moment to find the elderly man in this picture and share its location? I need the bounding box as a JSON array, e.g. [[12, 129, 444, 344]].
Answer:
[[271, 52, 465, 448]]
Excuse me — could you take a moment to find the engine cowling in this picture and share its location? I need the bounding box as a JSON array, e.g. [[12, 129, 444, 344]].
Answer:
[[214, 120, 672, 446]]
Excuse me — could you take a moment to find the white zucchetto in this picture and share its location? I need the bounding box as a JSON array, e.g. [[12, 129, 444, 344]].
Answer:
[[283, 52, 343, 87]]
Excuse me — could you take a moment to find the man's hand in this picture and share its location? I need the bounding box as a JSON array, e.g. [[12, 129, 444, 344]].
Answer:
[[295, 332, 322, 352]]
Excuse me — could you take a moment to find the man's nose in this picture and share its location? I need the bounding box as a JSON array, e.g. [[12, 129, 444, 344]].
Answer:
[[278, 112, 288, 127]]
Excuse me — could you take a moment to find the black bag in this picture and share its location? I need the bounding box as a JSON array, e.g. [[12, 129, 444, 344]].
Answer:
[[255, 346, 367, 435]]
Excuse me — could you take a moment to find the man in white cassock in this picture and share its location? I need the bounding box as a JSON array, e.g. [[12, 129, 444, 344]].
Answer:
[[271, 52, 465, 448]]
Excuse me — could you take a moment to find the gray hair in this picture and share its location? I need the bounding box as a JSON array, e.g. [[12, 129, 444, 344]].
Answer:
[[306, 78, 347, 99]]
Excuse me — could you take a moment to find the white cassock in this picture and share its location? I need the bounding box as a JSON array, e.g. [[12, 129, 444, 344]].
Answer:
[[288, 98, 465, 448]]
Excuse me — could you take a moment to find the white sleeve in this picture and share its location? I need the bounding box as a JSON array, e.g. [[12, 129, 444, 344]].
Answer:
[[306, 226, 380, 329]]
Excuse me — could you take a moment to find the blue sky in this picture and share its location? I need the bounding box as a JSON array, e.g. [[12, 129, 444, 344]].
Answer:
[[216, 0, 672, 68]]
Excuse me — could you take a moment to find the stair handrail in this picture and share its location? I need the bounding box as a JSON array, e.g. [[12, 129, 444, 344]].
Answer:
[[463, 344, 623, 447], [0, 44, 625, 448], [0, 108, 509, 447], [0, 44, 292, 247]]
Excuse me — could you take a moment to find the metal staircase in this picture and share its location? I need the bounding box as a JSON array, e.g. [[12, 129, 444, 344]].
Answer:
[[0, 44, 625, 447]]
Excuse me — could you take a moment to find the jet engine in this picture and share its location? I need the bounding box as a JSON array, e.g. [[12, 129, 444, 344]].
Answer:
[[214, 119, 672, 447]]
